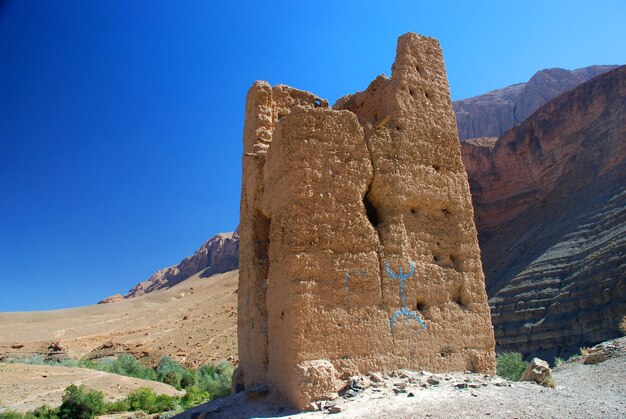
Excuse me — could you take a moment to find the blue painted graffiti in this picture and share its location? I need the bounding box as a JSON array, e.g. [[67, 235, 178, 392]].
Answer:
[[386, 260, 427, 331]]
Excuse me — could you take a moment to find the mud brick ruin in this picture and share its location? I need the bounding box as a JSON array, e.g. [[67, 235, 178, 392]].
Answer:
[[236, 33, 496, 409]]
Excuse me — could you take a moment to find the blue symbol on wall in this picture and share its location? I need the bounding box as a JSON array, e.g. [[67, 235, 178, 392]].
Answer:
[[386, 260, 427, 331]]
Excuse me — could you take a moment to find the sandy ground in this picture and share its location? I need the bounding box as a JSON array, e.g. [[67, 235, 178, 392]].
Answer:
[[0, 363, 183, 413], [178, 338, 626, 419], [0, 270, 239, 368]]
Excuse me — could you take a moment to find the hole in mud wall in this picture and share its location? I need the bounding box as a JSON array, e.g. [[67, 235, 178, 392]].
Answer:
[[450, 254, 463, 273], [314, 98, 322, 107], [442, 208, 451, 217], [440, 347, 454, 357], [277, 112, 287, 122], [280, 310, 285, 320], [432, 165, 440, 172], [424, 91, 431, 100], [363, 192, 380, 228], [410, 208, 416, 214], [415, 65, 421, 75], [415, 299, 426, 312], [433, 255, 440, 263], [452, 282, 469, 310]]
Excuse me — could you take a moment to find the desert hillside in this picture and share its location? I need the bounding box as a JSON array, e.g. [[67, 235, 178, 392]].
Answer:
[[462, 66, 626, 361], [0, 363, 183, 413], [0, 270, 238, 368]]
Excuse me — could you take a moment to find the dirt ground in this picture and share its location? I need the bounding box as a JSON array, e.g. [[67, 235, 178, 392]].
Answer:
[[179, 338, 626, 419], [0, 270, 239, 368], [0, 363, 183, 413]]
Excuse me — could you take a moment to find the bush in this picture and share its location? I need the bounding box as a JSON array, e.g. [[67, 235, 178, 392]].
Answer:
[[126, 387, 157, 413], [102, 354, 156, 381], [125, 388, 180, 414], [496, 352, 528, 381], [180, 371, 196, 390], [58, 385, 105, 419], [162, 371, 182, 389], [104, 399, 131, 413], [193, 360, 233, 399], [156, 356, 186, 389], [0, 412, 25, 419], [20, 354, 46, 365], [0, 405, 58, 419], [154, 394, 179, 412], [180, 388, 209, 410]]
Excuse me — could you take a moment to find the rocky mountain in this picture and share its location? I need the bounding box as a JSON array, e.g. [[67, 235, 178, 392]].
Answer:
[[461, 66, 626, 361], [125, 231, 239, 298], [453, 65, 619, 140]]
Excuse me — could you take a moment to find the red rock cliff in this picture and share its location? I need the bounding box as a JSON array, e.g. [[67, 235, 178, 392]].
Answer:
[[461, 66, 626, 361]]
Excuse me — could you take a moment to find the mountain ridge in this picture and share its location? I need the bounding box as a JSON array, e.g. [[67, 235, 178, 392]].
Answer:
[[124, 230, 239, 298], [453, 65, 619, 140]]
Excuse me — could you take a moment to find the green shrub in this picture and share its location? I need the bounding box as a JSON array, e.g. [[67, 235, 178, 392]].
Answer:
[[180, 388, 209, 410], [58, 385, 105, 419], [104, 399, 131, 413], [103, 354, 156, 381], [197, 360, 233, 399], [126, 387, 158, 413], [496, 352, 528, 381], [0, 405, 58, 419], [21, 354, 46, 365], [124, 387, 180, 414], [29, 405, 58, 418], [161, 371, 182, 389], [180, 371, 196, 390], [0, 411, 25, 419], [153, 394, 179, 412], [156, 356, 186, 389]]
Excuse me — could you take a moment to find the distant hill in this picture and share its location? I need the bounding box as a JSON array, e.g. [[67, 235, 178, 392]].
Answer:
[[124, 231, 239, 298], [461, 66, 626, 361], [453, 65, 619, 140], [1, 270, 238, 368]]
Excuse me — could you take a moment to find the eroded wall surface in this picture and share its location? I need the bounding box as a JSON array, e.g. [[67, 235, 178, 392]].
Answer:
[[237, 33, 496, 409]]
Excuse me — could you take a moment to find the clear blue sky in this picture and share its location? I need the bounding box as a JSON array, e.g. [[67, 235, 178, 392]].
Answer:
[[1, 0, 624, 312]]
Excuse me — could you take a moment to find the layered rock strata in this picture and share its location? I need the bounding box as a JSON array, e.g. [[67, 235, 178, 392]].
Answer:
[[454, 65, 618, 140], [461, 66, 626, 362], [238, 33, 495, 409], [125, 231, 239, 298]]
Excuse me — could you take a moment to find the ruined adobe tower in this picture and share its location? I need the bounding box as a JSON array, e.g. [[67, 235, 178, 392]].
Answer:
[[237, 33, 496, 409]]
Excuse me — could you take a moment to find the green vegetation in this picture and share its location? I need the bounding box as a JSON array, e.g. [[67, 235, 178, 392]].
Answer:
[[496, 352, 529, 381], [58, 385, 105, 419], [99, 354, 157, 381], [1, 355, 234, 416], [0, 383, 222, 418]]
